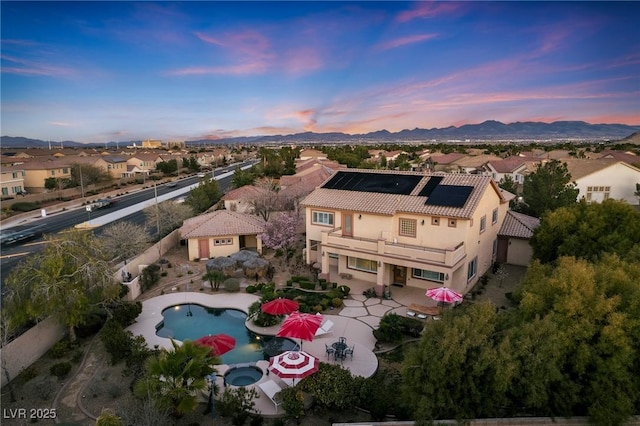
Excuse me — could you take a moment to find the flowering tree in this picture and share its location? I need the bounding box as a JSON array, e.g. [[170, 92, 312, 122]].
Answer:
[[260, 211, 301, 253]]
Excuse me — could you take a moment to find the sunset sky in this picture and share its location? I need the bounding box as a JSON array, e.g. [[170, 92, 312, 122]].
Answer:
[[2, 1, 639, 143]]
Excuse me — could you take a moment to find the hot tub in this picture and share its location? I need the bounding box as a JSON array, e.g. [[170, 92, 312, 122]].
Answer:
[[224, 364, 264, 386]]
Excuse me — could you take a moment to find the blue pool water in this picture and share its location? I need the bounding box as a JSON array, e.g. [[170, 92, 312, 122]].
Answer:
[[224, 365, 264, 386], [155, 304, 297, 365]]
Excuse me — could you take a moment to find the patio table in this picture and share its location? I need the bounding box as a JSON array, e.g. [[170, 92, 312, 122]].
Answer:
[[331, 341, 347, 360]]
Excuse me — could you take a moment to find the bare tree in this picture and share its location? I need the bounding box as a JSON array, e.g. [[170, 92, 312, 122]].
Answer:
[[0, 311, 17, 402], [143, 200, 194, 238], [101, 221, 151, 264], [246, 178, 280, 221]]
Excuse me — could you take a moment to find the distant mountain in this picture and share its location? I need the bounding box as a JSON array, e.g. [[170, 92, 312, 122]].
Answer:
[[3, 120, 640, 148]]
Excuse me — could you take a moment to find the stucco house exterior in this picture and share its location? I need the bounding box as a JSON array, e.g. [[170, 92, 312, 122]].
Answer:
[[0, 166, 26, 197], [497, 210, 540, 266], [301, 169, 510, 296], [180, 210, 265, 260], [564, 159, 640, 205]]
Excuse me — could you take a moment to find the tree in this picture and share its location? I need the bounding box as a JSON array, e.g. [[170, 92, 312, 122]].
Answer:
[[231, 166, 255, 188], [498, 175, 517, 194], [247, 178, 280, 221], [202, 270, 226, 291], [134, 339, 218, 416], [101, 221, 151, 264], [3, 228, 121, 341], [143, 200, 193, 238], [156, 159, 178, 175], [69, 164, 110, 187], [520, 160, 578, 217], [260, 211, 301, 253], [184, 176, 221, 214], [530, 199, 640, 264], [402, 303, 513, 421]]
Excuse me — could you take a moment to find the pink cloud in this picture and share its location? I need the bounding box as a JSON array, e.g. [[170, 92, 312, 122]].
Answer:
[[1, 54, 77, 77], [283, 47, 325, 74], [48, 121, 74, 127], [169, 62, 269, 76], [375, 33, 439, 51], [396, 2, 462, 23]]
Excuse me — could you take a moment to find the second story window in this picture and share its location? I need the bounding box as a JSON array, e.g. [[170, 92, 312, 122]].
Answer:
[[480, 215, 486, 233], [492, 208, 498, 224], [399, 218, 417, 237], [431, 217, 440, 226], [312, 210, 334, 226], [448, 218, 457, 228]]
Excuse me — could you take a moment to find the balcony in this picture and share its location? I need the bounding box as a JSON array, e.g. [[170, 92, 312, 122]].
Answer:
[[322, 228, 466, 267]]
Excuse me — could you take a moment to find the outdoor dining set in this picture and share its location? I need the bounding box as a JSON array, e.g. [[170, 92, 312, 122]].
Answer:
[[325, 337, 354, 361]]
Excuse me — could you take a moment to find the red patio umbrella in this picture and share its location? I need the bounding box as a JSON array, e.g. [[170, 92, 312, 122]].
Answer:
[[194, 334, 236, 356], [425, 287, 463, 305], [276, 311, 323, 348], [269, 350, 319, 386], [261, 298, 299, 316]]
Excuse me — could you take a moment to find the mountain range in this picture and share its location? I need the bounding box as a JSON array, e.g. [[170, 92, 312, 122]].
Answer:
[[2, 120, 639, 148]]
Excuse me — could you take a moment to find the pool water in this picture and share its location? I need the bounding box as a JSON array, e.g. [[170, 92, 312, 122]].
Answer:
[[224, 365, 264, 386], [155, 304, 297, 364]]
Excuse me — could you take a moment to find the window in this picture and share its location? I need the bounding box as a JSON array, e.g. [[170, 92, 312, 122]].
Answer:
[[399, 218, 417, 237], [412, 268, 445, 283], [492, 208, 498, 224], [312, 210, 334, 226], [431, 217, 440, 226], [467, 257, 477, 281], [347, 257, 377, 273], [214, 238, 233, 246], [51, 171, 55, 176], [480, 215, 486, 233], [493, 238, 498, 257], [63, 168, 69, 174], [309, 240, 320, 251], [586, 186, 611, 202], [12, 172, 17, 179], [448, 219, 457, 228], [1, 188, 7, 196]]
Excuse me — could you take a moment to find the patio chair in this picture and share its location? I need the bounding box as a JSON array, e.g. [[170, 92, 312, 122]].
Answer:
[[258, 380, 283, 412], [344, 345, 354, 359], [325, 343, 335, 359]]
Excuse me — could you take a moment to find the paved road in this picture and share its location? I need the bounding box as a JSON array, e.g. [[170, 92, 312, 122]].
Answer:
[[0, 161, 256, 288]]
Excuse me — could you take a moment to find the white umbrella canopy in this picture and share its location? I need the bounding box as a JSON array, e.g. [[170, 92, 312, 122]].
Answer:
[[268, 350, 319, 386]]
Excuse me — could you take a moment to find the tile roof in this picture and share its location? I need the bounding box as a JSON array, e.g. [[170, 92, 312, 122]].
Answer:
[[223, 185, 262, 201], [180, 210, 266, 239], [487, 156, 530, 173], [300, 169, 503, 219], [562, 158, 625, 180], [429, 152, 466, 164], [498, 211, 540, 239]]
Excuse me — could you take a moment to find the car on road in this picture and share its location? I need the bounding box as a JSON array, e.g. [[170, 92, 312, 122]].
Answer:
[[90, 198, 114, 210], [0, 226, 43, 246], [166, 181, 177, 188], [197, 172, 206, 178]]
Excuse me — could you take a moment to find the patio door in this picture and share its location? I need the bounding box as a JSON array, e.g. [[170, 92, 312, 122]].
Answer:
[[392, 265, 406, 286], [342, 213, 353, 237], [198, 239, 210, 259]]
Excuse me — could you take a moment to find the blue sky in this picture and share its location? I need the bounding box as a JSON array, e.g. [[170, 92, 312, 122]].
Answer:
[[1, 1, 639, 143]]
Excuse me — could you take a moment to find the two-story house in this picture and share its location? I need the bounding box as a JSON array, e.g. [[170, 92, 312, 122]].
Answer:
[[301, 169, 509, 296], [564, 159, 640, 204], [0, 166, 27, 197]]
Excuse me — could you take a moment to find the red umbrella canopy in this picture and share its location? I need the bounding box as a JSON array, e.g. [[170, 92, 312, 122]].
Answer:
[[276, 311, 323, 342], [425, 287, 463, 304], [261, 298, 299, 316], [194, 334, 236, 356], [269, 350, 319, 381]]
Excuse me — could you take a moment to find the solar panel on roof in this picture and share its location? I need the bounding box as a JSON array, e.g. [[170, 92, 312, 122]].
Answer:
[[418, 176, 443, 197], [424, 185, 474, 208], [321, 171, 422, 195]]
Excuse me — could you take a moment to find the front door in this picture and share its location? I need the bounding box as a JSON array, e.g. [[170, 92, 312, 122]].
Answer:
[[392, 265, 406, 286], [198, 239, 210, 259], [342, 213, 353, 237]]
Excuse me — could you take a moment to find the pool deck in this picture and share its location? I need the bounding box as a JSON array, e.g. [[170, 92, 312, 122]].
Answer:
[[127, 280, 435, 417]]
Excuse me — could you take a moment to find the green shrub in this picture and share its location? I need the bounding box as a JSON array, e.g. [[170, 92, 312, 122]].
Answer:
[[246, 285, 257, 293], [320, 281, 328, 290], [110, 302, 142, 327], [280, 386, 305, 419], [50, 361, 72, 379], [286, 279, 293, 287], [140, 264, 161, 292], [331, 298, 343, 308], [101, 320, 135, 365], [223, 277, 241, 292], [11, 202, 39, 212], [160, 271, 168, 277], [48, 340, 70, 359], [299, 281, 316, 290], [338, 285, 351, 297], [290, 275, 310, 283], [320, 298, 331, 310], [18, 365, 38, 382], [312, 304, 323, 313]]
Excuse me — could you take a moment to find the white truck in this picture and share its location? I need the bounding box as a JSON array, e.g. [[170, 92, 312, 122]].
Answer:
[[89, 198, 114, 210]]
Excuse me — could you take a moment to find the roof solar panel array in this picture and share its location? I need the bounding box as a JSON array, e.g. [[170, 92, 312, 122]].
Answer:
[[418, 176, 443, 197], [322, 171, 422, 195], [424, 185, 474, 208]]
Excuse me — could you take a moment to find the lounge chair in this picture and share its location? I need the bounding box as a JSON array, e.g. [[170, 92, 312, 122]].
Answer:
[[315, 319, 334, 336], [258, 380, 283, 412]]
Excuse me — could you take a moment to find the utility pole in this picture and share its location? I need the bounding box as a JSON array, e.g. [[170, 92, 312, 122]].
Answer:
[[79, 165, 85, 199], [154, 180, 161, 258]]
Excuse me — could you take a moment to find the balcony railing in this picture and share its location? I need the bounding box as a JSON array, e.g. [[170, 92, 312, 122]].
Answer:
[[321, 228, 465, 266]]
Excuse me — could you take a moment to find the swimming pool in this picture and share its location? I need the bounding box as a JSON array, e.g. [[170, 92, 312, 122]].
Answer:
[[155, 303, 297, 364]]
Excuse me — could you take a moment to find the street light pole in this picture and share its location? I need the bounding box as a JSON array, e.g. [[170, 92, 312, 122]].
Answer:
[[154, 180, 161, 258]]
